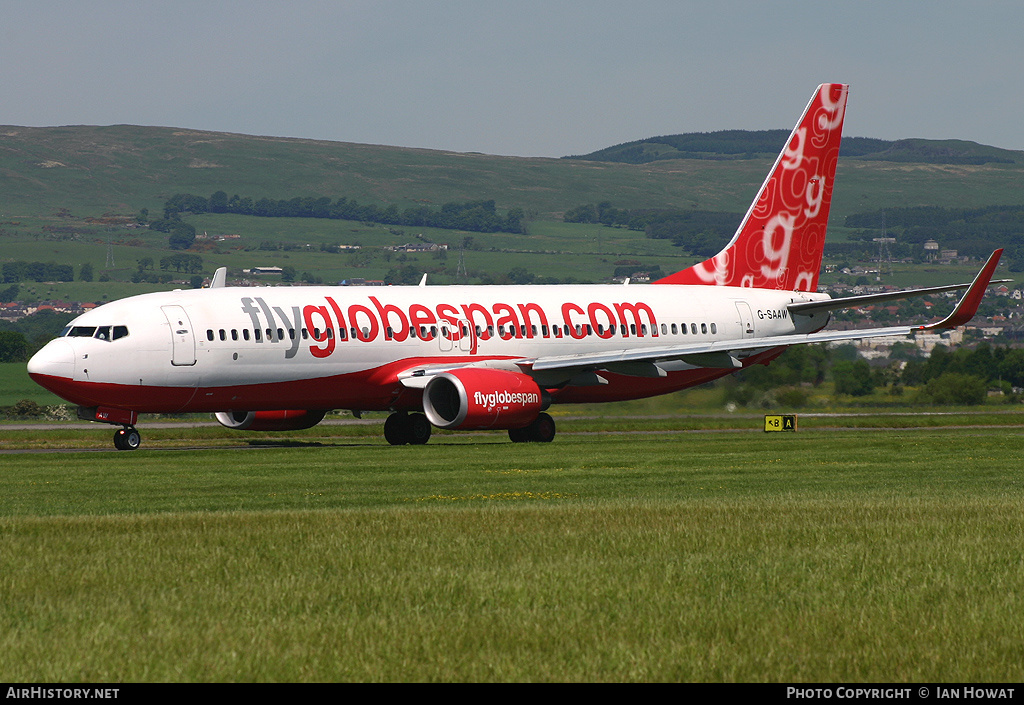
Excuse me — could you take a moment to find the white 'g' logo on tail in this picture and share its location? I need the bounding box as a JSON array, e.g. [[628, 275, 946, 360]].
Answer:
[[761, 213, 794, 279]]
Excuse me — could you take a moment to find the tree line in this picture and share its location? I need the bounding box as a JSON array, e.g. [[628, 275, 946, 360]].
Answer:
[[564, 201, 740, 257], [2, 261, 75, 283], [158, 191, 526, 234], [844, 205, 1024, 269], [728, 342, 1024, 408]]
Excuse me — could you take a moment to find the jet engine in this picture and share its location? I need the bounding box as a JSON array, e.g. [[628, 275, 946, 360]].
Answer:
[[213, 409, 327, 431], [423, 368, 546, 430]]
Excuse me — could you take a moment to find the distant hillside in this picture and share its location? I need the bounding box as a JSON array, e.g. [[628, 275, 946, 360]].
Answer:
[[567, 131, 1022, 165], [4, 124, 1024, 226]]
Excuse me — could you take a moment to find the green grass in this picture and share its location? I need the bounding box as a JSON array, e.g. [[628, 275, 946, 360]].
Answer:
[[2, 426, 1024, 681], [0, 362, 65, 407]]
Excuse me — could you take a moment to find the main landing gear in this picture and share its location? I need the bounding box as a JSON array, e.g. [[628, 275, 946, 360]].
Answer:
[[508, 412, 556, 443], [113, 425, 141, 451], [384, 412, 432, 446]]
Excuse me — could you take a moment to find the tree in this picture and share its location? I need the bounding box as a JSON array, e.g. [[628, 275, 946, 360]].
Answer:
[[208, 190, 228, 213], [833, 359, 875, 396], [79, 262, 93, 282], [921, 373, 986, 405], [0, 331, 28, 362], [168, 222, 196, 250]]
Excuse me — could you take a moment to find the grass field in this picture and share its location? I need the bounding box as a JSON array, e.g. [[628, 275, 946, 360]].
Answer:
[[2, 419, 1023, 682]]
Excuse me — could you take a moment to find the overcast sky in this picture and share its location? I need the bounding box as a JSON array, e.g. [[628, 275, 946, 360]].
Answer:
[[3, 0, 1022, 157]]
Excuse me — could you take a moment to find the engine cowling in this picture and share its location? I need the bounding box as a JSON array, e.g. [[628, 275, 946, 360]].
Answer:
[[423, 368, 545, 430], [213, 409, 327, 431]]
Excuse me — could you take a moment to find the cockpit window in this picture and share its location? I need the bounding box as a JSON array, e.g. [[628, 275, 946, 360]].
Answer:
[[68, 326, 97, 337], [62, 325, 129, 341]]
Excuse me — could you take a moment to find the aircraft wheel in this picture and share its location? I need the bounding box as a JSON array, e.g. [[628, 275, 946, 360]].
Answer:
[[527, 413, 556, 443], [114, 426, 141, 451], [508, 426, 530, 443], [384, 413, 410, 445], [407, 413, 432, 445]]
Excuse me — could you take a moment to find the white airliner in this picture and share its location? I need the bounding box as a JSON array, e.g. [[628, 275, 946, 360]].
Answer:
[[28, 84, 1005, 449]]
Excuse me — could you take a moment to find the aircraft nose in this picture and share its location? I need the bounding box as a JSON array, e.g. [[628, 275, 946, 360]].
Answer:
[[27, 338, 75, 382]]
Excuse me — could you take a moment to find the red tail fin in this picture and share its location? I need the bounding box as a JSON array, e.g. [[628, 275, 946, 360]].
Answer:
[[654, 83, 848, 291]]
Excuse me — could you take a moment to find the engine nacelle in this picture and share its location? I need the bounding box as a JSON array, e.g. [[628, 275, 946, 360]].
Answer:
[[423, 368, 545, 430], [214, 409, 327, 431]]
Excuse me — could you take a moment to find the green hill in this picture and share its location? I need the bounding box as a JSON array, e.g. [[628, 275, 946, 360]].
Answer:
[[3, 125, 1024, 292], [567, 131, 1023, 166]]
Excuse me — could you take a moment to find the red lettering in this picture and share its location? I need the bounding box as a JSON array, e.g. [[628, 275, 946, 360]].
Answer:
[[348, 304, 379, 342], [303, 305, 335, 358], [587, 302, 615, 339], [325, 296, 347, 341], [461, 303, 493, 340], [370, 296, 409, 342], [614, 302, 658, 337], [436, 303, 461, 339], [409, 304, 437, 340], [517, 303, 548, 338], [492, 302, 520, 340], [561, 302, 587, 339]]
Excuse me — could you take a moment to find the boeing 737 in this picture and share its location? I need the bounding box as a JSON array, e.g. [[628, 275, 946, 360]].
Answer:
[[27, 84, 1005, 449]]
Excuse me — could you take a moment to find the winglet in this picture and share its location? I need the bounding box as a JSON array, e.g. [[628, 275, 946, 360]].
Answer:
[[209, 267, 227, 288], [920, 249, 1003, 331]]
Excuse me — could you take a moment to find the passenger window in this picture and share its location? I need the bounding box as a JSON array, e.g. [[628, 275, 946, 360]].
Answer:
[[710, 323, 717, 334], [207, 329, 215, 341], [243, 329, 250, 341], [255, 329, 262, 341], [231, 329, 239, 341], [219, 329, 226, 341], [691, 323, 697, 335], [671, 323, 678, 335], [701, 323, 708, 334]]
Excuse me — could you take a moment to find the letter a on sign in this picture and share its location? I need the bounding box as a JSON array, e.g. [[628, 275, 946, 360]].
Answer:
[[764, 415, 798, 432]]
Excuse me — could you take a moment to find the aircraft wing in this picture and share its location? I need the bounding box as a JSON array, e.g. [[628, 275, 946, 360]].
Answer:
[[398, 250, 1003, 385], [526, 249, 1004, 375]]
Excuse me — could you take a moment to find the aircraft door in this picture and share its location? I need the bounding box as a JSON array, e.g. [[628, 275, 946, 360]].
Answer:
[[438, 319, 475, 354], [161, 305, 197, 366], [735, 301, 755, 339], [458, 319, 474, 352]]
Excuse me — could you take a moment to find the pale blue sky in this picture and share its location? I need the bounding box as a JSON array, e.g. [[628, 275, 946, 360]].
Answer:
[[3, 0, 1022, 157]]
